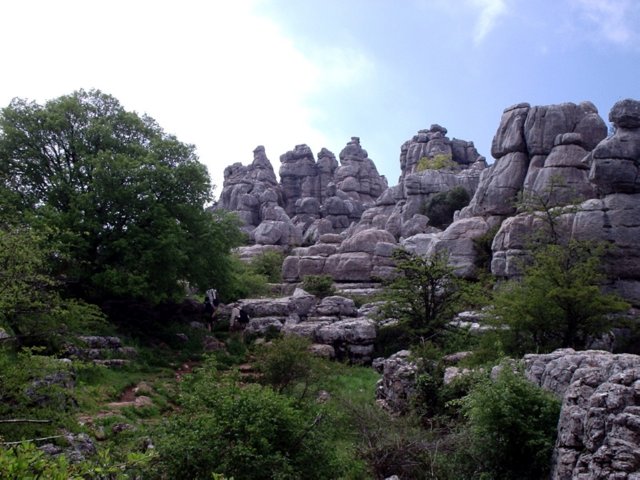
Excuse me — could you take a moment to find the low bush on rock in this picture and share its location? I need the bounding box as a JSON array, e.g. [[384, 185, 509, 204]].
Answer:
[[416, 154, 457, 172], [302, 274, 336, 298]]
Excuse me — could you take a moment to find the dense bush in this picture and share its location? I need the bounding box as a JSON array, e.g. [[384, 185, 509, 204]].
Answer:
[[250, 250, 284, 283], [461, 364, 561, 480], [491, 240, 629, 356], [255, 335, 320, 397], [302, 274, 336, 298], [150, 360, 341, 480], [223, 255, 269, 301]]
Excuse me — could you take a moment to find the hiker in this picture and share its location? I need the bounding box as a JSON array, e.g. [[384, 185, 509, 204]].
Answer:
[[204, 288, 220, 332], [229, 304, 250, 331]]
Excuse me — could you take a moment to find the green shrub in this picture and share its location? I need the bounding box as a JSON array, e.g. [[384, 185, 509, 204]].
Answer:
[[150, 362, 341, 480], [0, 441, 150, 479], [416, 153, 458, 172], [461, 364, 561, 480], [250, 251, 284, 283], [0, 348, 78, 442], [422, 186, 471, 229], [301, 275, 336, 298], [224, 255, 269, 301], [255, 336, 320, 397]]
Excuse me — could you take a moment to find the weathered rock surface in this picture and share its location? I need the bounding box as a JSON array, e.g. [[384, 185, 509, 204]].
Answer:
[[492, 100, 640, 304], [374, 350, 418, 413], [463, 101, 607, 219], [232, 289, 377, 363], [524, 349, 640, 480]]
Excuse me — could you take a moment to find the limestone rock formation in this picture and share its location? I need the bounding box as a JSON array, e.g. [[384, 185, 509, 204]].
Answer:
[[281, 126, 486, 282], [232, 288, 377, 363], [492, 99, 640, 304], [374, 350, 418, 413], [462, 101, 607, 220], [524, 349, 640, 480]]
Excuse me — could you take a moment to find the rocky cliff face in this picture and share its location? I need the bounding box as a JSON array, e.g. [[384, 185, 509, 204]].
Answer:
[[524, 349, 640, 480], [218, 98, 640, 306], [492, 99, 640, 304]]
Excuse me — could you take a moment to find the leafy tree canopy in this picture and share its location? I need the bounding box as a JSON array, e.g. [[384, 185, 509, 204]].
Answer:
[[492, 240, 629, 355], [382, 249, 470, 344], [0, 90, 243, 303]]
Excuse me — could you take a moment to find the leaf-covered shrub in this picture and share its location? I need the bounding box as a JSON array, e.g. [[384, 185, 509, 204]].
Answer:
[[0, 441, 149, 480], [416, 154, 457, 172], [255, 335, 319, 397], [302, 274, 336, 298], [150, 360, 340, 480], [422, 186, 471, 229], [250, 250, 284, 283], [461, 364, 561, 480]]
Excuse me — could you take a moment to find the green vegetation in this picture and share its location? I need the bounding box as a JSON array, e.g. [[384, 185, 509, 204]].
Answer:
[[148, 357, 371, 480], [422, 186, 471, 229], [416, 153, 458, 171], [0, 89, 635, 479], [382, 249, 469, 344], [0, 89, 244, 304], [461, 365, 561, 480], [0, 225, 105, 349], [301, 274, 336, 298], [490, 240, 629, 356], [0, 441, 149, 479], [250, 250, 284, 283]]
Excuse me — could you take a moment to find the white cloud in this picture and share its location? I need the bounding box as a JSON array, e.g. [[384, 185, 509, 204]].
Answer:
[[0, 0, 374, 195], [469, 0, 508, 44], [571, 0, 639, 47]]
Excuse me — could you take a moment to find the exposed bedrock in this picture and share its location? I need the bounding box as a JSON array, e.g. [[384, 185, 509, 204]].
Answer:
[[524, 349, 640, 480], [462, 101, 607, 220], [233, 288, 377, 363], [492, 99, 640, 304]]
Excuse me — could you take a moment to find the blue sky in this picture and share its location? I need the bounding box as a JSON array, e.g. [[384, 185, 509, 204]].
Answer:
[[1, 0, 639, 194]]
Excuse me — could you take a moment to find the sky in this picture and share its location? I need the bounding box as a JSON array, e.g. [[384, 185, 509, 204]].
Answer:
[[1, 0, 639, 197]]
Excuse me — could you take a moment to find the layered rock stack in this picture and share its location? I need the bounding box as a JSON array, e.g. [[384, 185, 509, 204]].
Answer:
[[219, 146, 300, 248], [492, 99, 640, 304], [282, 126, 487, 283], [218, 138, 389, 253], [230, 289, 377, 363], [462, 101, 607, 220]]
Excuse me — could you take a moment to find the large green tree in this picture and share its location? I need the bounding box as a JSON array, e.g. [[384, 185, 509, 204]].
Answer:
[[0, 90, 242, 303]]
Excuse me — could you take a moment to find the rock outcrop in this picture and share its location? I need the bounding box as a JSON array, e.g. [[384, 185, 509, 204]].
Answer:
[[492, 99, 640, 304], [524, 349, 640, 480], [374, 350, 418, 413], [281, 126, 486, 282], [218, 98, 640, 306], [232, 289, 377, 364]]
